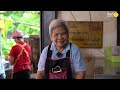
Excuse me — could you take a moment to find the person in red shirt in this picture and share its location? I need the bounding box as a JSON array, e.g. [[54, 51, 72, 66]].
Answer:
[[5, 29, 32, 79]]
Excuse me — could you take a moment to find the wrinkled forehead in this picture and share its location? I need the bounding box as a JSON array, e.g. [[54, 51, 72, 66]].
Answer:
[[52, 27, 67, 34]]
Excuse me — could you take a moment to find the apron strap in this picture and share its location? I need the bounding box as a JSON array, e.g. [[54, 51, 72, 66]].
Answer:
[[13, 43, 30, 68], [44, 44, 52, 79], [45, 43, 72, 79], [66, 43, 72, 79], [66, 43, 72, 57]]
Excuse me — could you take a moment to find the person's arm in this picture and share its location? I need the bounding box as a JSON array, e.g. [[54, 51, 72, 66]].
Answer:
[[36, 71, 44, 79], [72, 45, 87, 79], [75, 71, 86, 79], [36, 46, 48, 79], [4, 46, 15, 65], [4, 56, 14, 65]]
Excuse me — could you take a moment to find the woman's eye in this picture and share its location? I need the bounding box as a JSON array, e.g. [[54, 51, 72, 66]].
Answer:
[[54, 34, 58, 37], [62, 32, 66, 35]]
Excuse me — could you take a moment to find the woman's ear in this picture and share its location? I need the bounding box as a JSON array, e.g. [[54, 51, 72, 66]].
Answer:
[[50, 35, 53, 42], [67, 34, 69, 38]]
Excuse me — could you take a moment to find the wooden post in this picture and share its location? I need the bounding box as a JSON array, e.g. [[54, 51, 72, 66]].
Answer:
[[41, 11, 56, 51], [117, 11, 120, 46]]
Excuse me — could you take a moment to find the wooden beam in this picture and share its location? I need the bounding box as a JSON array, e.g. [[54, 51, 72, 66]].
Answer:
[[41, 11, 56, 51], [117, 11, 120, 46]]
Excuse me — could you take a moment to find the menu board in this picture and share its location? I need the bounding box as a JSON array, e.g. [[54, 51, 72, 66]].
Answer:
[[67, 21, 103, 48]]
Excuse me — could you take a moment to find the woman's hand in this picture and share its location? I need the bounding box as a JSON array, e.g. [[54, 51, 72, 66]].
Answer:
[[4, 56, 14, 65], [4, 56, 9, 61]]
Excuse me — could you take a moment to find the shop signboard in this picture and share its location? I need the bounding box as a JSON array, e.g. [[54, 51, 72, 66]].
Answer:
[[68, 21, 103, 48]]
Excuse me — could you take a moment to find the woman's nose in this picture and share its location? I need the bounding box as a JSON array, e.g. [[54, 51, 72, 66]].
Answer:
[[58, 34, 62, 39]]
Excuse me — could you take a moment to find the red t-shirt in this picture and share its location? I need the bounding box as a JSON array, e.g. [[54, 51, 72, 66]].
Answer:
[[9, 41, 32, 73]]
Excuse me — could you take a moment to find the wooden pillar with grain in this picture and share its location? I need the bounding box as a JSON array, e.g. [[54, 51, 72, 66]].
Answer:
[[41, 11, 56, 50], [30, 35, 40, 73], [24, 35, 40, 73]]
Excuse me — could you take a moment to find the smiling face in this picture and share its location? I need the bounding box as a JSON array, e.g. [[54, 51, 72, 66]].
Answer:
[[50, 27, 69, 48]]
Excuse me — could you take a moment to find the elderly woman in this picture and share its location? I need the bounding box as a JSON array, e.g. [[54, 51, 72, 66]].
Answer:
[[36, 19, 87, 79]]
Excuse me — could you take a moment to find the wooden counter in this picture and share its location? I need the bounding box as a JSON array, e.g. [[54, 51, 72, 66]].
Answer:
[[94, 57, 120, 79]]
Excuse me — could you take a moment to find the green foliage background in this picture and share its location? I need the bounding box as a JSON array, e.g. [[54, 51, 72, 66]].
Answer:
[[0, 11, 40, 56]]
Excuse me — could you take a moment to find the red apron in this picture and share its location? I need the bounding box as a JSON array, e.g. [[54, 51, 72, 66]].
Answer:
[[44, 43, 72, 79]]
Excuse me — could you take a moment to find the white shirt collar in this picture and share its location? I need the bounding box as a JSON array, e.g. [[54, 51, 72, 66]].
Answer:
[[50, 42, 71, 54]]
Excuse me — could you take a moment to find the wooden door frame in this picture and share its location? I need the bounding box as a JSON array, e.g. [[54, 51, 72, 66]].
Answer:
[[41, 11, 56, 52]]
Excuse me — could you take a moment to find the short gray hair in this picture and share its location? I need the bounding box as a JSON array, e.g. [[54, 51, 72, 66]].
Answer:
[[49, 19, 69, 36]]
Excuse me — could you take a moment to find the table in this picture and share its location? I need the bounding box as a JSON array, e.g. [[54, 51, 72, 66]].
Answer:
[[94, 57, 120, 79]]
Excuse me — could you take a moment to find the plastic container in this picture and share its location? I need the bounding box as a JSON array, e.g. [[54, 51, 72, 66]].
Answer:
[[104, 46, 120, 62]]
